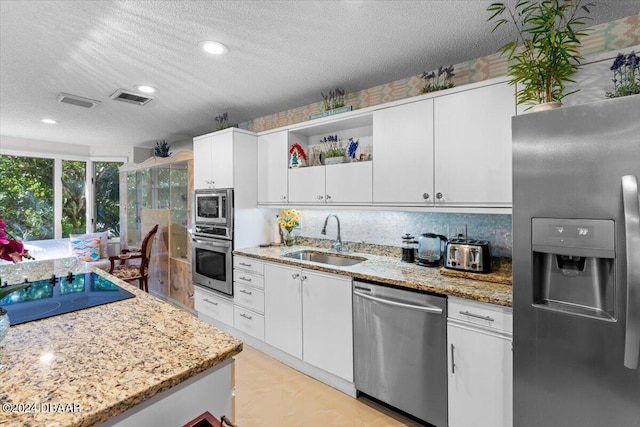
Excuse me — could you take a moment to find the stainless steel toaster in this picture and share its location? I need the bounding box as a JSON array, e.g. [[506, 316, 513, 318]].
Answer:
[[444, 239, 491, 273]]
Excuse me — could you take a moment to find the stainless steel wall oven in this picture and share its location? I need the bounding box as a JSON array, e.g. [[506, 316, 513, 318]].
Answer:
[[192, 189, 234, 297]]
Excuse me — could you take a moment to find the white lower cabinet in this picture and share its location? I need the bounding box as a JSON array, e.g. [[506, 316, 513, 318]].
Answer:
[[264, 263, 303, 358], [302, 269, 353, 382], [447, 297, 513, 427], [194, 287, 234, 325], [264, 262, 353, 382]]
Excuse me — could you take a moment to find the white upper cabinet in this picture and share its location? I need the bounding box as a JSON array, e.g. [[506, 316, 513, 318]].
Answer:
[[373, 99, 435, 205], [288, 166, 326, 204], [193, 128, 258, 208], [194, 131, 233, 190], [257, 130, 289, 204], [433, 82, 515, 207], [325, 162, 372, 205]]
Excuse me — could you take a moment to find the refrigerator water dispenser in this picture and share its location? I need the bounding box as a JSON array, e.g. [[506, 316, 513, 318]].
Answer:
[[531, 218, 616, 321]]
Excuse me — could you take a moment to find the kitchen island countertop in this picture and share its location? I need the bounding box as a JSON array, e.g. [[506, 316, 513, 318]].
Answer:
[[234, 245, 512, 307], [0, 258, 242, 427]]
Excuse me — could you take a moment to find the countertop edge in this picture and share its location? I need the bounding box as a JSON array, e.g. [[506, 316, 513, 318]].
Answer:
[[233, 248, 512, 308]]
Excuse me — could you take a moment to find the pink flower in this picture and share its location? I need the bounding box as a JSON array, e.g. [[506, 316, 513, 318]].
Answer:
[[0, 217, 31, 263]]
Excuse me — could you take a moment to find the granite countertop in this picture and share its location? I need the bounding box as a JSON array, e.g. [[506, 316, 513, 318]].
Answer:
[[0, 258, 242, 427], [234, 245, 513, 307]]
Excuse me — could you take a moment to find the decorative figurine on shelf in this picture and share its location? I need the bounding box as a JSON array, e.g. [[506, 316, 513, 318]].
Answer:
[[153, 140, 171, 157], [347, 138, 359, 160], [289, 143, 308, 168], [215, 112, 230, 130]]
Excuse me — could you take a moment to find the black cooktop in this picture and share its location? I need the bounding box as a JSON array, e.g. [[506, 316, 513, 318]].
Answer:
[[0, 272, 135, 325]]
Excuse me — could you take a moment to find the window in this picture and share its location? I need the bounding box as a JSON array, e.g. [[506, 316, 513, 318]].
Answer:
[[94, 162, 121, 237], [0, 154, 124, 241], [0, 155, 54, 240], [62, 160, 87, 237]]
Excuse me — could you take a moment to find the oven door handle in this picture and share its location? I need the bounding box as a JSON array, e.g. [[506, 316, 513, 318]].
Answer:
[[193, 238, 231, 249]]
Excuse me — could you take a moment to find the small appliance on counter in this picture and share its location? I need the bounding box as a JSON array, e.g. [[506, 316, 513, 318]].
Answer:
[[401, 233, 418, 263], [444, 239, 491, 273], [416, 233, 448, 266]]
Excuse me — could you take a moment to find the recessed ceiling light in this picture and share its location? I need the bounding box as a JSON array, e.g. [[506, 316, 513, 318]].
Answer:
[[199, 41, 229, 55], [42, 118, 57, 124], [135, 85, 157, 94]]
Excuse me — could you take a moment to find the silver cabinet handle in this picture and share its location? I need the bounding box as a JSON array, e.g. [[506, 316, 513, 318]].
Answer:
[[354, 291, 443, 314], [239, 289, 253, 295], [239, 262, 252, 267], [436, 192, 443, 200], [459, 310, 495, 322], [301, 275, 307, 281], [239, 276, 252, 282], [291, 273, 300, 279], [623, 174, 640, 369], [240, 313, 252, 320], [317, 195, 324, 200], [423, 193, 430, 200], [326, 195, 332, 200], [280, 195, 287, 201], [203, 298, 218, 306], [451, 344, 456, 374]]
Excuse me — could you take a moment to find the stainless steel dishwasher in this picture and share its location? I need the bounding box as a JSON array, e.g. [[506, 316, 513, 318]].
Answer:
[[353, 280, 447, 427]]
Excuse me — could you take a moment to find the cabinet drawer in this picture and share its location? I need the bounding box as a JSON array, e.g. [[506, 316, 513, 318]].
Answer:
[[233, 256, 264, 275], [448, 297, 512, 333], [233, 270, 264, 289], [194, 287, 234, 325], [234, 306, 265, 341], [234, 282, 265, 313]]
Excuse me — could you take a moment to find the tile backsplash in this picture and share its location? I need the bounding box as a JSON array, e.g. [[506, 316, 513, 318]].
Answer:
[[270, 209, 512, 258]]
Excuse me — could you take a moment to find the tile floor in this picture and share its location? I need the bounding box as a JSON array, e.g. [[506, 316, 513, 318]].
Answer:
[[233, 345, 421, 427]]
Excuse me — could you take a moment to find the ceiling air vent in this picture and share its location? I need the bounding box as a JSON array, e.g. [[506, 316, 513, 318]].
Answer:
[[57, 93, 101, 108], [109, 89, 153, 106]]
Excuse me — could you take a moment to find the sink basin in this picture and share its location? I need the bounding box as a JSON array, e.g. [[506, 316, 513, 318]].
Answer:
[[282, 250, 367, 267]]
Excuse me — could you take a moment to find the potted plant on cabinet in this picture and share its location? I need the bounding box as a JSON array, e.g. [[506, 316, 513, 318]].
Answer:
[[320, 135, 346, 165], [487, 0, 594, 111]]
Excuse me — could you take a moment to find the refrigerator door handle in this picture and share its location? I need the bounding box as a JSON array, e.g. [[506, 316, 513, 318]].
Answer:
[[622, 174, 640, 369]]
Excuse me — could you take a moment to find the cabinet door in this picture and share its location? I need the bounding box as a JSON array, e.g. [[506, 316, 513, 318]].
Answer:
[[257, 131, 289, 204], [325, 162, 372, 204], [448, 324, 513, 427], [434, 82, 515, 206], [210, 132, 234, 189], [302, 270, 353, 382], [264, 264, 303, 358], [193, 135, 213, 189], [373, 99, 434, 205], [288, 166, 325, 204]]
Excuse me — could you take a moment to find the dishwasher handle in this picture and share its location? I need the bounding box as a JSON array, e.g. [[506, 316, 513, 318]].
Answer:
[[354, 290, 443, 314]]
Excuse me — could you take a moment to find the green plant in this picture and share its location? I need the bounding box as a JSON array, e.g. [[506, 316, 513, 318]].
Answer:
[[154, 140, 171, 157], [487, 0, 594, 108], [420, 65, 455, 93], [215, 112, 230, 130], [606, 51, 640, 98], [320, 135, 345, 158], [321, 89, 345, 111]]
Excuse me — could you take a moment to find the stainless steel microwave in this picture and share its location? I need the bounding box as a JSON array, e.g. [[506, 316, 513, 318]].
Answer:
[[194, 188, 233, 227]]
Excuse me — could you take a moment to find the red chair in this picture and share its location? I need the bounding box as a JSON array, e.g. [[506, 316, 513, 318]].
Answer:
[[108, 224, 158, 292]]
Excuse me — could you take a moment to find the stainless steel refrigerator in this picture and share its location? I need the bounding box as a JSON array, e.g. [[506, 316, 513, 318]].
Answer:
[[512, 95, 640, 426]]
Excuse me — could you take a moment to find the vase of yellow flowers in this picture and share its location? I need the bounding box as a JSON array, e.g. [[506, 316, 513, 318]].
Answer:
[[277, 209, 300, 246]]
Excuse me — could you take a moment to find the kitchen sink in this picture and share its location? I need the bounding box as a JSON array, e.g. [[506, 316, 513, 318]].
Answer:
[[282, 250, 367, 266]]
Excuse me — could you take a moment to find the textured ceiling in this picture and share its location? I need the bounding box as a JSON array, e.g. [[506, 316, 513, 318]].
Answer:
[[0, 1, 638, 148]]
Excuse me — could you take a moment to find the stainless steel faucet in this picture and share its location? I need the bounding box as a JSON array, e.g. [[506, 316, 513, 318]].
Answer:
[[321, 214, 342, 252]]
